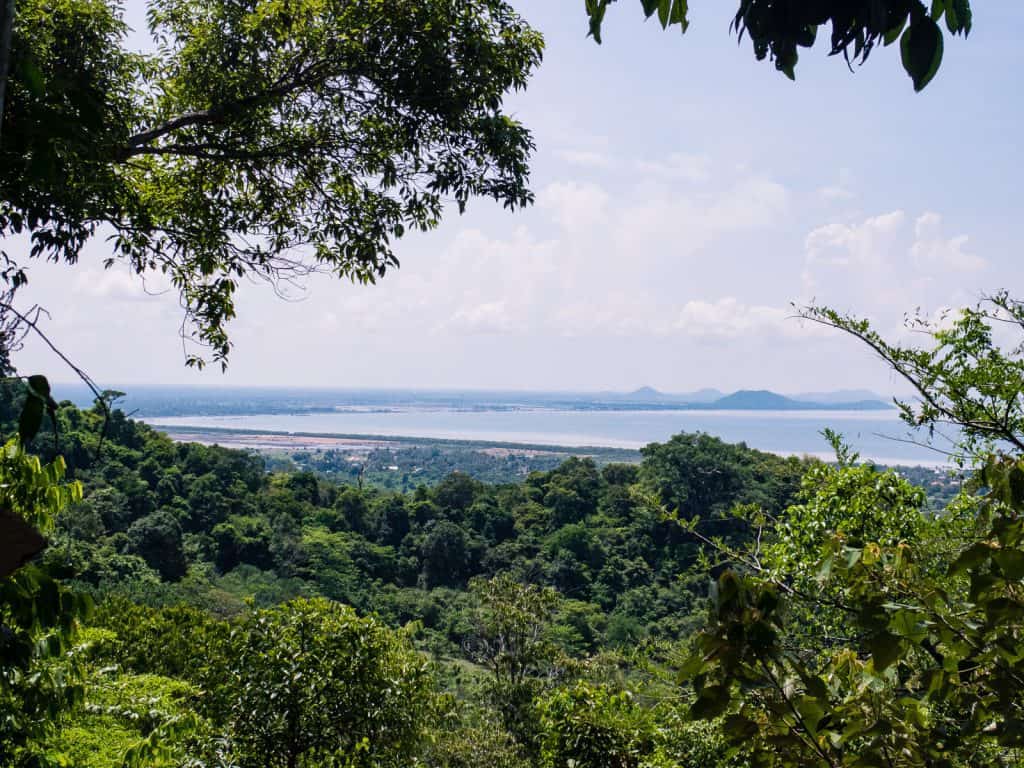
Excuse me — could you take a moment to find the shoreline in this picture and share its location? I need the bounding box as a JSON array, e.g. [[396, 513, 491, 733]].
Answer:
[[153, 424, 644, 460], [151, 423, 954, 469]]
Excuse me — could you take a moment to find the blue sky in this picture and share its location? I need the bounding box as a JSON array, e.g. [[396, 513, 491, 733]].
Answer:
[[12, 2, 1024, 393]]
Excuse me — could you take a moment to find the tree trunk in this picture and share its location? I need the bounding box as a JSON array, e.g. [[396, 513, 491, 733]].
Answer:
[[0, 0, 14, 146]]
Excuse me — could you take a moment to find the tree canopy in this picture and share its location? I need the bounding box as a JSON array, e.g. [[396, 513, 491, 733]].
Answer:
[[585, 0, 972, 90], [671, 298, 1024, 768], [0, 0, 542, 365]]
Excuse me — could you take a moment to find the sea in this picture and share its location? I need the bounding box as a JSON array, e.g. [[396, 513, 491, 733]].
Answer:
[[49, 383, 954, 466], [141, 406, 952, 467]]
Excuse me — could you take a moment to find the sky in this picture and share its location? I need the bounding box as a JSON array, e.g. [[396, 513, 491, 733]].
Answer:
[[10, 2, 1024, 394]]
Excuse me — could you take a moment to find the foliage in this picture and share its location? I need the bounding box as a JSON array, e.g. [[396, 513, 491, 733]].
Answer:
[[0, 437, 81, 532], [802, 295, 1024, 457], [466, 574, 562, 754], [765, 456, 926, 579], [2, 396, 805, 651], [672, 299, 1024, 768], [90, 599, 229, 682], [0, 438, 90, 767], [0, 390, 811, 765], [285, 444, 572, 490], [222, 597, 432, 768], [48, 667, 204, 768], [538, 682, 653, 768], [584, 0, 971, 90], [2, 0, 542, 365], [420, 698, 528, 768], [467, 574, 560, 688]]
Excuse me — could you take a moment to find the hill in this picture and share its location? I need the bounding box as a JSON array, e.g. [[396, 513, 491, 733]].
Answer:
[[793, 388, 887, 404], [708, 389, 891, 411], [8, 396, 808, 643]]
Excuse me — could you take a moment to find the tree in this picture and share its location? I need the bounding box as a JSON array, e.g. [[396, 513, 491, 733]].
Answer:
[[1, 0, 542, 365], [124, 509, 187, 581], [421, 520, 472, 588], [466, 574, 561, 752], [671, 297, 1024, 768], [0, 439, 90, 767], [223, 598, 432, 768], [584, 0, 972, 91], [537, 682, 653, 768]]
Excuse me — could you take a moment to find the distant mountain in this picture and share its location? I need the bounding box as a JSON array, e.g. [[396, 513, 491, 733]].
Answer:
[[713, 390, 805, 410], [603, 387, 724, 404], [792, 389, 888, 405], [70, 383, 894, 418], [590, 387, 890, 410], [709, 390, 891, 411], [676, 388, 724, 403], [626, 386, 664, 400]]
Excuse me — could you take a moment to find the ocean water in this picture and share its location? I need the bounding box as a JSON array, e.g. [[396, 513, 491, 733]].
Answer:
[[143, 408, 954, 466]]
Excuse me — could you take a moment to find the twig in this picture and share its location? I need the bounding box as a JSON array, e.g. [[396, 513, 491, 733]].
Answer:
[[0, 301, 113, 460]]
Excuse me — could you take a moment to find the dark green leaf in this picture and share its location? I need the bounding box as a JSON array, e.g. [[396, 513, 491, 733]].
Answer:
[[900, 16, 944, 91], [869, 632, 903, 671], [18, 397, 43, 445], [993, 548, 1024, 581], [690, 684, 731, 720], [950, 542, 991, 575]]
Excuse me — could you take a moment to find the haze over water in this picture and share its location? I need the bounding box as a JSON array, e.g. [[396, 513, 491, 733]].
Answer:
[[145, 407, 950, 466]]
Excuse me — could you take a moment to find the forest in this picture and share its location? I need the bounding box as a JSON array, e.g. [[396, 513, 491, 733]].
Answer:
[[5, 344, 1024, 768], [2, 389, 814, 766]]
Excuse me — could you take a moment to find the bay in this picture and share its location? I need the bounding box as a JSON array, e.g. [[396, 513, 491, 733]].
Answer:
[[143, 407, 952, 466]]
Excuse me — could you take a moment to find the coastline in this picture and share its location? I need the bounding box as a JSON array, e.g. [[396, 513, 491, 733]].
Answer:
[[150, 423, 954, 469]]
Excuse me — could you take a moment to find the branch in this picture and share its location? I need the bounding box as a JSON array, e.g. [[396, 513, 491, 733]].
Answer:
[[121, 60, 336, 154], [798, 309, 1024, 454], [0, 301, 113, 460], [0, 0, 14, 147]]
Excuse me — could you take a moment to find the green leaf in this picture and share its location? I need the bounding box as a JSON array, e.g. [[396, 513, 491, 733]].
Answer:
[[891, 609, 928, 643], [884, 17, 909, 46], [20, 59, 45, 97], [18, 397, 43, 445], [900, 16, 944, 91], [868, 632, 903, 671], [26, 375, 50, 402], [722, 714, 758, 739], [950, 542, 991, 575], [690, 684, 731, 720], [669, 0, 689, 31], [1008, 465, 1024, 508], [993, 548, 1024, 581], [795, 695, 825, 733], [657, 0, 671, 28], [951, 0, 972, 35]]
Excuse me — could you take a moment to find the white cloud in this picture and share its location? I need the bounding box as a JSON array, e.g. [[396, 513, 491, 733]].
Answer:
[[804, 211, 905, 269], [910, 212, 986, 272], [555, 149, 615, 169], [609, 176, 790, 263], [817, 185, 855, 202], [816, 168, 856, 202], [635, 152, 712, 183], [538, 181, 610, 238], [444, 301, 522, 334], [72, 267, 168, 301], [670, 298, 818, 339], [798, 210, 991, 349]]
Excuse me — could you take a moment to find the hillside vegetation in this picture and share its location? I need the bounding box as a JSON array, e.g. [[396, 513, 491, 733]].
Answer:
[[17, 395, 807, 650], [1, 390, 812, 766], [7, 296, 1024, 768]]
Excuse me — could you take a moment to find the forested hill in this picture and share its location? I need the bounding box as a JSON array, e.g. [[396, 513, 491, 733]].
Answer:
[[15, 395, 809, 649]]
